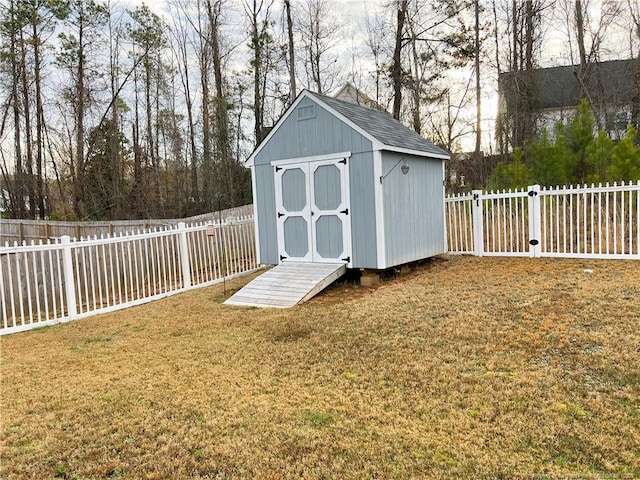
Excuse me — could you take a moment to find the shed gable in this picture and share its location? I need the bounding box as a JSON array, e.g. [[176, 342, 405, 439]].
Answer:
[[252, 96, 373, 167]]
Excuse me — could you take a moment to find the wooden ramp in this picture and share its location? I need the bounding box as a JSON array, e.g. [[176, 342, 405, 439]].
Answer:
[[224, 262, 346, 308]]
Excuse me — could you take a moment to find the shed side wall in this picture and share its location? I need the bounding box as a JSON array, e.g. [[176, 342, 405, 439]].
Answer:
[[382, 152, 446, 267], [252, 96, 377, 267], [349, 151, 377, 268], [254, 164, 278, 264]]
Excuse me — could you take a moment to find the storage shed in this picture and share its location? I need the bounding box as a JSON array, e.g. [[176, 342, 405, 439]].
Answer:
[[246, 89, 450, 271]]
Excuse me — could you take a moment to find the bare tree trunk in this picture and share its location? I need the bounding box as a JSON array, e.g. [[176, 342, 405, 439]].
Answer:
[[133, 47, 142, 217], [74, 15, 85, 219], [186, 92, 198, 209], [201, 1, 213, 209], [512, 0, 518, 71], [212, 7, 232, 204], [574, 0, 595, 125], [172, 10, 198, 207], [33, 19, 45, 219], [10, 1, 25, 218], [206, 0, 233, 206], [508, 0, 540, 149], [108, 5, 121, 219], [523, 0, 535, 144], [19, 26, 35, 219], [474, 0, 483, 179], [492, 0, 505, 155], [474, 0, 481, 154], [524, 1, 534, 72], [408, 21, 421, 133], [154, 50, 164, 216], [311, 17, 321, 93], [575, 0, 587, 69], [284, 0, 296, 104], [392, 0, 408, 120], [249, 0, 264, 144], [145, 58, 155, 173]]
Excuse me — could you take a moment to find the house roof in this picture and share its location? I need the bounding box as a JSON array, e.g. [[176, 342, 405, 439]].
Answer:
[[246, 90, 449, 166], [499, 58, 639, 111]]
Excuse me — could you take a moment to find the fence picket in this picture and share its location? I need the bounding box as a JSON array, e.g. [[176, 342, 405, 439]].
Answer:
[[39, 245, 48, 322], [0, 254, 7, 329]]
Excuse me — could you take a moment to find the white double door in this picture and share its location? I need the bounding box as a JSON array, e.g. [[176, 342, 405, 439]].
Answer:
[[274, 157, 351, 264]]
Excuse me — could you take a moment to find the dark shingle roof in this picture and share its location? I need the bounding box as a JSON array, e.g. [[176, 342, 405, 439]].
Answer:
[[308, 91, 449, 158], [500, 58, 639, 110]]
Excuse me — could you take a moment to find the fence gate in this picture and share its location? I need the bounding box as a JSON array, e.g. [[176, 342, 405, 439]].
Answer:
[[446, 182, 640, 259]]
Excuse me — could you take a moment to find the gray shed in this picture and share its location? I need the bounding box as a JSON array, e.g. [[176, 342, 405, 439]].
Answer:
[[245, 89, 450, 271]]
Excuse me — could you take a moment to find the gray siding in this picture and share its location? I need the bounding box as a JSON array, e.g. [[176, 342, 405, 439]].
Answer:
[[382, 152, 445, 267], [255, 164, 278, 264], [253, 97, 373, 165], [349, 152, 377, 268]]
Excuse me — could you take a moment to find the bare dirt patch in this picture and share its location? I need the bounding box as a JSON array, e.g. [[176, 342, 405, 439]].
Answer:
[[1, 256, 639, 479]]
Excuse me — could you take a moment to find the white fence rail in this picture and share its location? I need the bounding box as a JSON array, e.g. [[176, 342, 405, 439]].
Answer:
[[446, 181, 640, 259], [0, 204, 254, 244], [0, 216, 258, 335]]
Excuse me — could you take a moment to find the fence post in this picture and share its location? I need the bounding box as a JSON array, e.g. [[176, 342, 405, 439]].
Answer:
[[61, 235, 77, 321], [472, 189, 484, 256], [178, 222, 192, 289], [528, 184, 542, 257]]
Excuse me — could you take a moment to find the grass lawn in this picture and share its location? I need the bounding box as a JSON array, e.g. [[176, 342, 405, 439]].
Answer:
[[1, 256, 639, 479]]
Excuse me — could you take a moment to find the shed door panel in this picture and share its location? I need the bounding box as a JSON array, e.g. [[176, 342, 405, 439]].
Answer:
[[275, 165, 312, 262], [310, 160, 350, 263], [274, 157, 350, 265]]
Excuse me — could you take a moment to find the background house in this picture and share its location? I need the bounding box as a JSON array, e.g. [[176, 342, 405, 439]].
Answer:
[[498, 58, 640, 143], [0, 188, 8, 215], [332, 83, 386, 112]]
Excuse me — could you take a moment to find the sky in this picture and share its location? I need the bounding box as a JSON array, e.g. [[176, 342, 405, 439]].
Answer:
[[75, 0, 640, 152], [117, 0, 503, 151]]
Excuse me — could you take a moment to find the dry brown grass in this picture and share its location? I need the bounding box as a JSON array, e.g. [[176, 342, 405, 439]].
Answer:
[[1, 256, 639, 479]]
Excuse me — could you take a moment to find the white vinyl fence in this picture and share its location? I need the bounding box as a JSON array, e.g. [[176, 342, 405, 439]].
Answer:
[[0, 216, 258, 335], [446, 181, 640, 259]]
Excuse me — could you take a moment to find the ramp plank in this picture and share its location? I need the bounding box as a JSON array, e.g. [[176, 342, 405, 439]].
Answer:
[[224, 262, 346, 308]]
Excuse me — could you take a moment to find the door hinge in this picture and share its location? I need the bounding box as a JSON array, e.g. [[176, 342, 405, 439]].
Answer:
[[277, 212, 285, 218], [339, 158, 347, 164], [529, 239, 539, 246], [280, 254, 287, 261], [275, 166, 282, 172], [340, 208, 349, 215], [528, 190, 538, 197], [341, 256, 350, 263]]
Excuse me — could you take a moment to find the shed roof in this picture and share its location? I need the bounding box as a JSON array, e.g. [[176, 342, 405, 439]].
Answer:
[[245, 90, 449, 166], [309, 91, 449, 157]]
